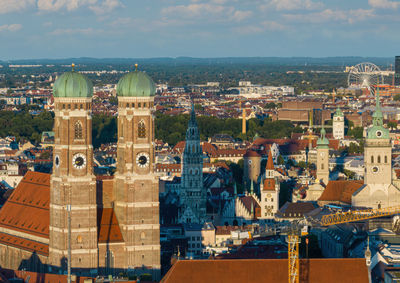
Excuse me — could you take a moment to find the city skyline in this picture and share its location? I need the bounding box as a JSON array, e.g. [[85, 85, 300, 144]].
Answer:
[[0, 0, 400, 59]]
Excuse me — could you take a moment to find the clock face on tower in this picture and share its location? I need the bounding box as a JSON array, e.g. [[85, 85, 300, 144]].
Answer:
[[72, 153, 86, 169], [136, 152, 150, 168]]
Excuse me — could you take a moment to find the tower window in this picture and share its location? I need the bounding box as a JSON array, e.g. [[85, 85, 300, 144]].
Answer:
[[143, 102, 146, 107], [321, 164, 324, 170], [385, 156, 388, 163], [371, 156, 374, 163], [378, 156, 381, 163], [138, 103, 141, 108], [138, 120, 146, 138], [74, 121, 83, 139]]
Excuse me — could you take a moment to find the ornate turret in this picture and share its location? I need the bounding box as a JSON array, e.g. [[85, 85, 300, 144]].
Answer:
[[317, 127, 329, 148]]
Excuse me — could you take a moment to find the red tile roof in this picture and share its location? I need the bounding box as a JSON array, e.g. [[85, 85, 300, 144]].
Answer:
[[0, 232, 49, 256], [263, 178, 276, 191], [318, 180, 364, 204], [161, 258, 369, 283], [266, 149, 274, 170], [98, 208, 124, 243], [0, 171, 50, 239], [244, 150, 261, 158]]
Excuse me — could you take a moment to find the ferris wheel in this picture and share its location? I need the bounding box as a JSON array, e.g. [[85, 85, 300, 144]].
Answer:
[[347, 62, 383, 94]]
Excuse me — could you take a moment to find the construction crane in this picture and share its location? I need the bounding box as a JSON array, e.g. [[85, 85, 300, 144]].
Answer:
[[287, 206, 400, 283]]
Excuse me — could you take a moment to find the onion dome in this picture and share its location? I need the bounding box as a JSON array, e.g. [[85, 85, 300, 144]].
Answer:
[[334, 107, 344, 117], [117, 64, 156, 97], [317, 127, 329, 147], [53, 64, 93, 98]]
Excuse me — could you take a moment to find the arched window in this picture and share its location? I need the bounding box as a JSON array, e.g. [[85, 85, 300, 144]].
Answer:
[[385, 156, 388, 163], [321, 163, 324, 170], [74, 121, 83, 139], [378, 156, 381, 163], [138, 120, 146, 138], [371, 156, 374, 163]]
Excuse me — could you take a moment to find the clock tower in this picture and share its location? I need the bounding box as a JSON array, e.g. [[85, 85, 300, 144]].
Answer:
[[316, 127, 330, 184], [364, 91, 392, 185], [49, 67, 98, 271], [114, 66, 160, 279]]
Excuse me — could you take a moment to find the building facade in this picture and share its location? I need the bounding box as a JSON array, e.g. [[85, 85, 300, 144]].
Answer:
[[352, 91, 400, 209], [332, 107, 345, 140]]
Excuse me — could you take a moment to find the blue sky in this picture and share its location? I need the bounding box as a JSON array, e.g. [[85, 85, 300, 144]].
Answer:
[[0, 0, 399, 59]]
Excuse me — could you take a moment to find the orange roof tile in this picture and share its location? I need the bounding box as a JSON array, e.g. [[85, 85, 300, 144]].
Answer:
[[0, 232, 49, 256], [266, 149, 274, 170], [98, 208, 124, 243], [161, 258, 369, 283], [318, 180, 364, 204], [0, 171, 50, 239], [263, 178, 276, 191]]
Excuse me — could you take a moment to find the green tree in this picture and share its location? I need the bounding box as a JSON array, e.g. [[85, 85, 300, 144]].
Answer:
[[387, 121, 397, 130], [277, 155, 285, 165]]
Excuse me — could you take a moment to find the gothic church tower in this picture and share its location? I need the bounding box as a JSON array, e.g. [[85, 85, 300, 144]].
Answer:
[[260, 150, 279, 220], [179, 105, 206, 223], [114, 66, 160, 279], [316, 127, 330, 184], [49, 67, 98, 271]]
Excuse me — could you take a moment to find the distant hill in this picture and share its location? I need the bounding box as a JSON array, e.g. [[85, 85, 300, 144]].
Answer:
[[0, 56, 394, 67]]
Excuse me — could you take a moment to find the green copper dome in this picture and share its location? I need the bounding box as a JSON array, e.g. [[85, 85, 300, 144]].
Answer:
[[334, 107, 344, 117], [53, 71, 93, 98], [317, 127, 329, 147], [117, 70, 156, 97]]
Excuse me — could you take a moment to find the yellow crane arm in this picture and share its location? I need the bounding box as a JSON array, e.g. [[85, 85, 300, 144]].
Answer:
[[320, 206, 400, 226]]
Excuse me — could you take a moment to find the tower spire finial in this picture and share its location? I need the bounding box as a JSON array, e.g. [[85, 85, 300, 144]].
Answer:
[[135, 63, 138, 71], [71, 63, 75, 72]]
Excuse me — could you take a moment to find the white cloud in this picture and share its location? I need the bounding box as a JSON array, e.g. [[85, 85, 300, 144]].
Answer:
[[89, 0, 122, 15], [37, 0, 95, 12], [37, 0, 121, 13], [162, 3, 229, 18], [369, 0, 400, 9], [0, 23, 22, 32], [233, 20, 285, 34], [266, 0, 324, 11], [0, 0, 35, 14], [232, 10, 253, 22], [162, 3, 252, 24], [49, 27, 97, 35], [283, 8, 374, 24]]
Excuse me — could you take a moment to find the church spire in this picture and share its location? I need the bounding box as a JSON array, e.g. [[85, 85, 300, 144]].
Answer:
[[372, 88, 383, 127], [189, 103, 198, 127], [266, 149, 274, 171]]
